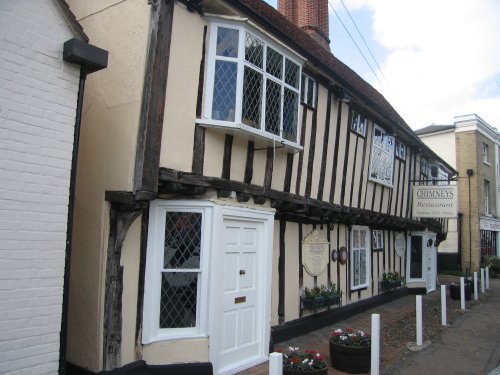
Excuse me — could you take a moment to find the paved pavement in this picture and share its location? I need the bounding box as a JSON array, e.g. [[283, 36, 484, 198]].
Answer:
[[239, 277, 500, 375]]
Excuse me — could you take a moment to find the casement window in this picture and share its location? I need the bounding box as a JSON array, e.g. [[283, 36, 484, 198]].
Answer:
[[143, 201, 212, 343], [484, 180, 490, 215], [395, 140, 406, 160], [301, 74, 316, 107], [483, 143, 490, 164], [202, 22, 303, 148], [351, 226, 371, 290], [369, 124, 394, 187], [372, 230, 384, 250], [351, 110, 367, 137]]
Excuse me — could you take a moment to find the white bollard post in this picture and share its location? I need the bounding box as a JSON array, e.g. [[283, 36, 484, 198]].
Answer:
[[474, 272, 478, 300], [481, 268, 486, 293], [269, 352, 282, 375], [486, 267, 490, 290], [441, 284, 447, 326], [460, 277, 465, 310], [371, 314, 380, 375], [416, 295, 423, 346]]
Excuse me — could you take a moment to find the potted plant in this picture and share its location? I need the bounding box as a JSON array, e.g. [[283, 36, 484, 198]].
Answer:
[[320, 282, 342, 307], [279, 347, 328, 375], [329, 328, 371, 373], [381, 272, 404, 292], [449, 278, 472, 300]]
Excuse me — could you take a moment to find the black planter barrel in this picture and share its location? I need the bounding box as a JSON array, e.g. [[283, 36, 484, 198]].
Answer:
[[329, 340, 371, 373]]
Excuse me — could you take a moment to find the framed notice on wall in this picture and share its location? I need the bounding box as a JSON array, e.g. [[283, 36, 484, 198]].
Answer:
[[302, 229, 330, 276]]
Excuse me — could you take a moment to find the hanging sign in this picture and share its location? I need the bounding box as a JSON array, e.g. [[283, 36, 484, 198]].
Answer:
[[412, 185, 457, 218], [302, 229, 330, 276]]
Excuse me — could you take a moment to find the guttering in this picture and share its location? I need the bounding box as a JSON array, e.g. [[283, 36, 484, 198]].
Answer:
[[59, 38, 108, 375]]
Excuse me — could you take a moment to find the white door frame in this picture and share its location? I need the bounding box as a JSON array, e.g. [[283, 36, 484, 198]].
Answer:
[[208, 205, 274, 375], [406, 231, 437, 293]]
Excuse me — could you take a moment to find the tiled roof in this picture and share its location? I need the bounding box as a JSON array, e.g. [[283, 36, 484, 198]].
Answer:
[[231, 0, 456, 173], [232, 2, 415, 136]]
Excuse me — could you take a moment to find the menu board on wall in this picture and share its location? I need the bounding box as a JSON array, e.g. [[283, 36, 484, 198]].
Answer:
[[302, 229, 330, 276]]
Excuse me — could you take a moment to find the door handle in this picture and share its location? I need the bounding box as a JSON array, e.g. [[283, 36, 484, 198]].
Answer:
[[239, 270, 246, 275]]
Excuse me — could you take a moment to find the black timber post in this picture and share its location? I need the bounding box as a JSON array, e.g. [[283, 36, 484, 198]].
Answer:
[[134, 0, 175, 200]]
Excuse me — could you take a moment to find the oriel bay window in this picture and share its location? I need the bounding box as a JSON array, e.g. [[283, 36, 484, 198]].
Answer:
[[202, 21, 303, 148]]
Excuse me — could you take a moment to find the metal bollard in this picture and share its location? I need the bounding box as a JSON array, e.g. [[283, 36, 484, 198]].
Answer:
[[416, 295, 423, 346], [269, 352, 282, 375], [460, 277, 465, 310], [441, 284, 447, 325]]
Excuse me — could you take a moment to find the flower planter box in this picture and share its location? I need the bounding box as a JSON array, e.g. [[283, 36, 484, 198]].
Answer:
[[303, 294, 341, 310], [381, 279, 402, 291], [329, 340, 371, 374], [283, 368, 328, 375], [449, 283, 471, 301]]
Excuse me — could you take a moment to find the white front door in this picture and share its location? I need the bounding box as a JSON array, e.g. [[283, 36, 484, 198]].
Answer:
[[209, 208, 273, 375]]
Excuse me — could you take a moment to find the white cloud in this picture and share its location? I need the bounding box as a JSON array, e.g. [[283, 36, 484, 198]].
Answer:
[[337, 0, 500, 129]]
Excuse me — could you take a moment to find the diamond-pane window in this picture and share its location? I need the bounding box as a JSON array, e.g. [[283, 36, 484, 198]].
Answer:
[[160, 211, 202, 329], [266, 48, 283, 79], [160, 273, 198, 328], [216, 27, 239, 57], [208, 24, 302, 146], [164, 212, 202, 269], [212, 61, 237, 121], [369, 125, 395, 187], [285, 59, 299, 88], [245, 33, 263, 68], [242, 66, 263, 128], [265, 80, 281, 135]]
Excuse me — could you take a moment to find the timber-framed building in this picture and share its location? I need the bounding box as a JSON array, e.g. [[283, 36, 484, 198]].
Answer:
[[65, 0, 456, 374]]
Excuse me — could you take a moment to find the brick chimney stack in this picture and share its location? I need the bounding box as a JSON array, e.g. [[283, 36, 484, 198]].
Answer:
[[278, 0, 330, 50]]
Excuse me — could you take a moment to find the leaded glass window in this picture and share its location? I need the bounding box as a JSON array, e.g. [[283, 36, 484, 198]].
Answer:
[[372, 230, 384, 250], [208, 24, 302, 145], [395, 140, 406, 160], [369, 124, 395, 187], [301, 74, 316, 107], [351, 226, 370, 289], [160, 212, 202, 329], [351, 110, 367, 137]]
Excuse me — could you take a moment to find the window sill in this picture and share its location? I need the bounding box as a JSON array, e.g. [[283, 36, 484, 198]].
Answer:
[[351, 284, 369, 291], [196, 119, 303, 152], [143, 332, 208, 345]]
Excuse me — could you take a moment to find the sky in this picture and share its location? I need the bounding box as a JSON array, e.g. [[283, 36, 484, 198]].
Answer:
[[264, 0, 500, 130]]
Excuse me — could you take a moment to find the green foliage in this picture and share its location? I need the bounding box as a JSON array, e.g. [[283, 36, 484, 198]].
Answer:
[[482, 256, 500, 277]]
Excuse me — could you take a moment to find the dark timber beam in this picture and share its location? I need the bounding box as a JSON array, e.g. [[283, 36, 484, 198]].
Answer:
[[133, 0, 175, 200]]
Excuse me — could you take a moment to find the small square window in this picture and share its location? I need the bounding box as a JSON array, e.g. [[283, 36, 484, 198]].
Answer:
[[395, 140, 406, 160], [372, 230, 384, 250], [300, 74, 316, 107], [351, 110, 367, 137]]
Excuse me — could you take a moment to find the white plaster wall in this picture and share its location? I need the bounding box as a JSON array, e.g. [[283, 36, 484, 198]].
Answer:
[[0, 1, 81, 373], [65, 0, 150, 370]]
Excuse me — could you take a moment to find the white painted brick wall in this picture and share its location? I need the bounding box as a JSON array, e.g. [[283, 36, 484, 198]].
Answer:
[[0, 1, 81, 374]]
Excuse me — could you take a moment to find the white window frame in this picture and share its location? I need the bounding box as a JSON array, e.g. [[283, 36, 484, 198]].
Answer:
[[301, 73, 316, 107], [143, 201, 213, 344], [350, 226, 371, 290], [351, 109, 367, 137], [369, 124, 395, 187], [483, 143, 490, 164], [395, 140, 406, 160], [200, 20, 304, 150], [372, 230, 384, 250]]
